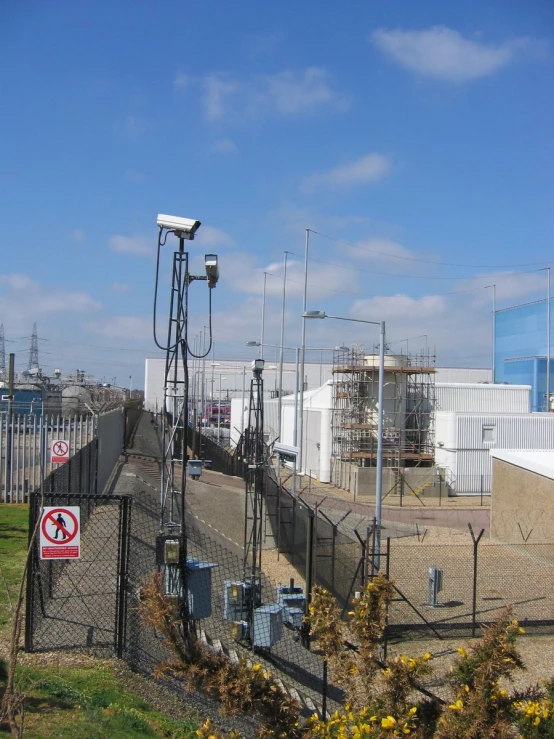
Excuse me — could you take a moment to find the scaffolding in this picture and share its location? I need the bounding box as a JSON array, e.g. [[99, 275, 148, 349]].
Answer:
[[331, 344, 435, 474]]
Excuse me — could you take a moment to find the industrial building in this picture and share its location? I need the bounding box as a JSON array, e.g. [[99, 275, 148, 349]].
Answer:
[[225, 344, 554, 498], [144, 356, 334, 414], [495, 298, 554, 411]]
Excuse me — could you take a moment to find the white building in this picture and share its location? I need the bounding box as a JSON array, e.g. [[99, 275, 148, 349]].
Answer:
[[144, 356, 333, 413]]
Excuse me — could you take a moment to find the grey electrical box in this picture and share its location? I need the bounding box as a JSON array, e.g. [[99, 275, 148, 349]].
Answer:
[[276, 584, 306, 628], [163, 557, 216, 619], [428, 566, 443, 607], [187, 460, 203, 480], [224, 580, 261, 622], [187, 558, 216, 620], [253, 604, 283, 648]]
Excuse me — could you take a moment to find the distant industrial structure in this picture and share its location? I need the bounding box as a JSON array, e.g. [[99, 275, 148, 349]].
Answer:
[[0, 324, 134, 416]]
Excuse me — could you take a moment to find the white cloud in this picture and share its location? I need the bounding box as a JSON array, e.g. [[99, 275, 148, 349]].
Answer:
[[210, 137, 239, 154], [255, 67, 347, 115], [202, 74, 240, 122], [0, 273, 101, 328], [371, 26, 542, 82], [109, 234, 152, 257], [349, 238, 415, 264], [196, 225, 234, 248], [269, 203, 371, 234], [86, 316, 152, 339], [301, 153, 391, 194], [111, 282, 130, 294], [174, 71, 191, 91], [198, 67, 347, 121], [69, 228, 85, 243], [457, 270, 548, 304]]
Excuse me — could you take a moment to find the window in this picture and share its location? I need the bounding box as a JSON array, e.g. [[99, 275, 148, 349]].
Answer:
[[482, 425, 496, 443]]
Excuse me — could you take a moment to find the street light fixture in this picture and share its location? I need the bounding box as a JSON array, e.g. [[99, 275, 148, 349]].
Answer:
[[303, 310, 386, 567]]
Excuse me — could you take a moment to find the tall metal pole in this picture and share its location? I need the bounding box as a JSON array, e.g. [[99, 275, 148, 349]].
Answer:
[[218, 374, 222, 442], [260, 272, 268, 360], [375, 321, 385, 567], [492, 285, 496, 383], [298, 229, 310, 474], [241, 365, 246, 437], [292, 347, 299, 497], [485, 285, 496, 382], [547, 268, 551, 411], [6, 353, 14, 497], [278, 252, 289, 440]]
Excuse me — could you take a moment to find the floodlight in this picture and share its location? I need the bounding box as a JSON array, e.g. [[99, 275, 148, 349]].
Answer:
[[205, 254, 219, 288]]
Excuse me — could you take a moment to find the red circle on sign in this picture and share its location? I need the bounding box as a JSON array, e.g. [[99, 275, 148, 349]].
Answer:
[[41, 508, 78, 545], [53, 440, 68, 456]]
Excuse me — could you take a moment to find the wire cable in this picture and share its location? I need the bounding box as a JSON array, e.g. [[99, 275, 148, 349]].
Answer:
[[310, 229, 554, 269]]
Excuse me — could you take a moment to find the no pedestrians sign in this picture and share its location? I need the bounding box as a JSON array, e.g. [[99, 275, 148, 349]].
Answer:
[[51, 439, 69, 464], [39, 506, 81, 560]]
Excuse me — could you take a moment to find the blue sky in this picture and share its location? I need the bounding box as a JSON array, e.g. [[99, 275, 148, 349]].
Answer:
[[0, 0, 553, 387]]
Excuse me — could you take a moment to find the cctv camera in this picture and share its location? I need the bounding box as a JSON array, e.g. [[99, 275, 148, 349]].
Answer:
[[157, 214, 201, 239], [204, 254, 219, 288]]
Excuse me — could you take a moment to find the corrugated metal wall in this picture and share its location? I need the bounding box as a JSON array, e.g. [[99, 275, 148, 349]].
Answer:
[[435, 383, 530, 413], [455, 413, 554, 493]]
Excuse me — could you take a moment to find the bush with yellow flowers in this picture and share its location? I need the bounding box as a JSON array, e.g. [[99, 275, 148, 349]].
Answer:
[[141, 569, 554, 739], [434, 616, 526, 738], [139, 572, 302, 739]]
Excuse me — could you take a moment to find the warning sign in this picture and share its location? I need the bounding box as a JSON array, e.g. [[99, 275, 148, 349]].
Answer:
[[39, 506, 81, 560], [51, 439, 69, 464]]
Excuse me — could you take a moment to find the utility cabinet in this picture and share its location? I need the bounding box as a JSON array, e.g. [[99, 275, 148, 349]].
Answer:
[[253, 604, 283, 648]]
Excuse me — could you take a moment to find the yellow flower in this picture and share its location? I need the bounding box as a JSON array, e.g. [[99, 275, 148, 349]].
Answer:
[[423, 652, 432, 661], [457, 647, 467, 658], [381, 715, 397, 729], [448, 700, 464, 713], [518, 627, 526, 634], [534, 716, 541, 726], [251, 663, 262, 672], [409, 707, 417, 715]]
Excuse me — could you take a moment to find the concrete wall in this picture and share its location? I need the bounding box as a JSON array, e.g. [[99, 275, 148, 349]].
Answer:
[[356, 467, 438, 499], [97, 408, 125, 494], [491, 458, 554, 543]]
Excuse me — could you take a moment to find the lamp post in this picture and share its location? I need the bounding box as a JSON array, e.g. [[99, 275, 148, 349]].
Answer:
[[485, 285, 496, 382], [260, 271, 268, 360], [278, 252, 290, 441], [303, 310, 386, 566], [248, 340, 300, 495], [218, 375, 227, 442]]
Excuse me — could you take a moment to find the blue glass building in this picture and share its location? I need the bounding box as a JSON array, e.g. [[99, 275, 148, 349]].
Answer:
[[495, 299, 553, 412]]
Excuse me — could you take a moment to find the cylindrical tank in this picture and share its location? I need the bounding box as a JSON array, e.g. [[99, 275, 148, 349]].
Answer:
[[62, 385, 92, 416], [362, 354, 407, 440]]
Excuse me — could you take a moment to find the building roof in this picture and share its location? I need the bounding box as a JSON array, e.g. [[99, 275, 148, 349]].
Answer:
[[490, 449, 554, 481]]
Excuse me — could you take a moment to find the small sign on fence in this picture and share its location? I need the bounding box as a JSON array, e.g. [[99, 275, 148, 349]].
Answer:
[[39, 506, 81, 560], [51, 439, 69, 464]]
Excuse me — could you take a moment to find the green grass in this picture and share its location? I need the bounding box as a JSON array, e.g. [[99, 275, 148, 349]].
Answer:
[[2, 663, 199, 738], [0, 504, 29, 628], [0, 505, 200, 737]]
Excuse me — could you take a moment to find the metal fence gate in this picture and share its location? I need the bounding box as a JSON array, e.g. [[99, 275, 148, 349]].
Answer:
[[25, 492, 131, 656]]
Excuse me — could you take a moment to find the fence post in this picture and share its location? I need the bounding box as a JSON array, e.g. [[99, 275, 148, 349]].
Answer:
[[24, 493, 37, 652], [302, 508, 315, 649], [116, 497, 131, 658], [468, 524, 485, 637], [322, 659, 328, 721]]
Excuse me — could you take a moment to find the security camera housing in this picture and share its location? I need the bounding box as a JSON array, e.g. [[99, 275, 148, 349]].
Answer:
[[157, 214, 201, 239], [204, 254, 219, 288]]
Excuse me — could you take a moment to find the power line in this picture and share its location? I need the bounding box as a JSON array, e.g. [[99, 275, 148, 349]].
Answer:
[[310, 229, 553, 269]]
